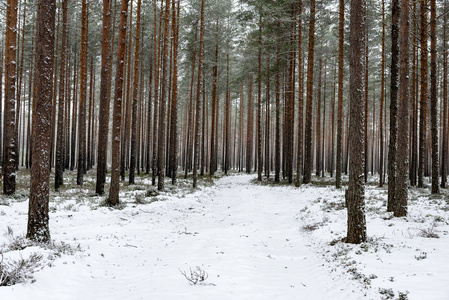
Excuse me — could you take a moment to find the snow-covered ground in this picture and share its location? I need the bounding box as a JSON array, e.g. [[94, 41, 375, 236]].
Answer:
[[1, 173, 448, 299]]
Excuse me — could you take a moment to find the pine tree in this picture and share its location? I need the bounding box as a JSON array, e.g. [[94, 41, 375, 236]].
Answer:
[[109, 0, 129, 206], [388, 0, 400, 211], [429, 0, 439, 194], [77, 0, 89, 186], [395, 0, 411, 217], [96, 0, 113, 195], [336, 0, 344, 188], [303, 0, 316, 184], [3, 0, 18, 195], [418, 0, 428, 188], [55, 0, 68, 191], [27, 0, 56, 242], [346, 0, 367, 244], [129, 0, 142, 185]]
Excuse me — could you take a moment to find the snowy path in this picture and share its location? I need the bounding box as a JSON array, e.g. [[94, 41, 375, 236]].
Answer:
[[2, 174, 366, 300]]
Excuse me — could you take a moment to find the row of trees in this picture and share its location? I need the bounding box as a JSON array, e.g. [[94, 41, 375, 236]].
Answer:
[[0, 0, 447, 243]]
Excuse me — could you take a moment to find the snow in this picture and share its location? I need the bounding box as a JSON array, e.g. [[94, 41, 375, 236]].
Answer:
[[1, 173, 448, 299]]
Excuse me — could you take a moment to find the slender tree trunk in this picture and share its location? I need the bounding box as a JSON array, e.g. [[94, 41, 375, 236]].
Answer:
[[316, 59, 322, 177], [257, 15, 262, 181], [77, 0, 89, 186], [55, 0, 68, 190], [152, 0, 162, 186], [87, 58, 94, 171], [170, 0, 179, 184], [336, 0, 344, 188], [364, 31, 369, 182], [430, 0, 439, 194], [265, 58, 271, 178], [379, 0, 386, 187], [192, 0, 205, 188], [16, 4, 26, 170], [388, 0, 400, 211], [3, 0, 18, 195], [158, 0, 171, 190], [129, 0, 142, 185], [395, 0, 411, 216], [295, 0, 303, 186], [322, 63, 327, 177], [96, 0, 112, 194], [247, 74, 254, 174], [224, 53, 231, 175], [210, 22, 219, 176], [442, 0, 448, 188], [27, 0, 56, 242], [418, 0, 428, 188], [109, 0, 129, 205], [346, 0, 366, 244], [303, 0, 316, 184], [275, 48, 281, 182]]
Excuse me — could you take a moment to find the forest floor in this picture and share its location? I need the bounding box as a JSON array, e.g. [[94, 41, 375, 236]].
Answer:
[[0, 170, 448, 299]]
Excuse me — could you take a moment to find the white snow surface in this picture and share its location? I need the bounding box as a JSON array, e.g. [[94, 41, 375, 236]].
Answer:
[[1, 173, 448, 299]]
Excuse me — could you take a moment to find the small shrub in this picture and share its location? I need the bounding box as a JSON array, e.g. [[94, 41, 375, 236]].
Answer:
[[0, 252, 43, 286], [418, 225, 439, 239], [397, 291, 409, 300], [302, 223, 320, 232], [379, 288, 395, 299], [414, 251, 427, 261], [179, 266, 215, 286], [134, 194, 149, 205], [145, 189, 160, 197]]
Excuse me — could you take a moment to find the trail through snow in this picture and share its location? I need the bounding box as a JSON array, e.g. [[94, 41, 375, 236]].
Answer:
[[3, 174, 368, 299]]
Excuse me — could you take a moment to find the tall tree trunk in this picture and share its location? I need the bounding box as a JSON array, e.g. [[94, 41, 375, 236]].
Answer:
[[70, 49, 78, 171], [257, 15, 263, 181], [55, 0, 68, 190], [87, 58, 94, 171], [16, 4, 26, 170], [316, 59, 322, 177], [209, 22, 219, 176], [265, 57, 271, 178], [442, 0, 448, 188], [336, 0, 344, 188], [275, 48, 281, 182], [27, 0, 56, 242], [303, 0, 316, 184], [418, 0, 428, 188], [364, 31, 369, 182], [3, 0, 18, 195], [346, 0, 366, 244], [129, 0, 142, 185], [152, 0, 162, 186], [192, 0, 205, 188], [387, 0, 400, 211], [109, 0, 129, 205], [246, 74, 254, 174], [395, 0, 411, 216], [330, 66, 336, 177], [296, 0, 303, 186], [224, 53, 231, 175], [158, 0, 171, 190], [430, 0, 439, 194], [96, 0, 113, 194], [77, 0, 89, 186], [170, 0, 179, 184], [379, 0, 386, 187]]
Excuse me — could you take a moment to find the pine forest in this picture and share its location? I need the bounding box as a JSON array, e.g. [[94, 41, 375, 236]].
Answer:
[[0, 0, 448, 298]]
